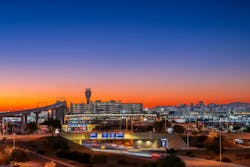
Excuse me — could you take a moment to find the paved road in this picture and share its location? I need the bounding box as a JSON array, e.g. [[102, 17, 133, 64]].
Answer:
[[181, 156, 249, 167]]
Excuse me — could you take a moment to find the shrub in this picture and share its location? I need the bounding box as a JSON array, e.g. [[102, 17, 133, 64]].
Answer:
[[157, 155, 185, 167], [167, 148, 177, 154], [46, 136, 69, 151], [222, 157, 232, 162], [53, 139, 69, 150], [197, 136, 207, 143], [37, 150, 45, 155], [185, 151, 192, 156], [118, 158, 138, 166], [9, 148, 29, 162], [25, 122, 38, 134], [118, 159, 127, 165], [44, 161, 56, 167], [142, 162, 157, 167], [56, 150, 90, 163], [173, 125, 186, 134], [195, 143, 204, 148], [10, 161, 33, 167], [91, 154, 107, 164]]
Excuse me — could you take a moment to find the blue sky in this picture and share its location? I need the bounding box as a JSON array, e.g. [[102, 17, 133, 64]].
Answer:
[[0, 0, 250, 109]]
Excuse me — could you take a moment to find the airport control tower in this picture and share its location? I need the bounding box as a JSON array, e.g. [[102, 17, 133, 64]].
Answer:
[[85, 88, 91, 104]]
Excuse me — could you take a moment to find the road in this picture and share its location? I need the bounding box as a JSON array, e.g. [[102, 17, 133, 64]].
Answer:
[[180, 156, 248, 167]]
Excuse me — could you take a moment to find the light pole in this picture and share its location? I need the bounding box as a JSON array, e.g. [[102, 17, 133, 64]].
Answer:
[[48, 110, 52, 119], [164, 116, 167, 132], [131, 117, 134, 132], [186, 128, 189, 149], [12, 127, 16, 148], [126, 118, 128, 131], [219, 118, 222, 163]]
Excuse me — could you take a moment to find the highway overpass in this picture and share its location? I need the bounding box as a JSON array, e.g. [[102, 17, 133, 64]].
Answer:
[[61, 132, 186, 149], [0, 101, 67, 124]]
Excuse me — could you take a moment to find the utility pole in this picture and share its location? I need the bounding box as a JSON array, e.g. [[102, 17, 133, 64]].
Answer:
[[164, 116, 167, 132], [126, 118, 128, 131], [13, 127, 16, 148], [219, 117, 222, 163], [131, 117, 133, 132]]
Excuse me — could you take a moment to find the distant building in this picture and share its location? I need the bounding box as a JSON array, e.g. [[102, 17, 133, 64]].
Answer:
[[70, 100, 143, 114], [85, 88, 91, 104]]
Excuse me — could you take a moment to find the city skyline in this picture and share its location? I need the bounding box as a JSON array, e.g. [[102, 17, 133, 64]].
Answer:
[[1, 0, 250, 110]]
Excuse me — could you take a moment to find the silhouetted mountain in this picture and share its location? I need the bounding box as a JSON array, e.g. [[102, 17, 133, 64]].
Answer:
[[224, 102, 250, 107]]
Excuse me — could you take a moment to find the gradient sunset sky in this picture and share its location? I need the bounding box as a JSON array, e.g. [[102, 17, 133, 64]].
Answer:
[[0, 0, 250, 111]]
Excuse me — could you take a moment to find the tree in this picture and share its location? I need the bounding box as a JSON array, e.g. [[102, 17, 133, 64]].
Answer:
[[44, 118, 61, 135], [152, 121, 165, 132], [25, 122, 38, 134], [205, 136, 225, 154], [157, 155, 185, 167], [173, 125, 186, 134]]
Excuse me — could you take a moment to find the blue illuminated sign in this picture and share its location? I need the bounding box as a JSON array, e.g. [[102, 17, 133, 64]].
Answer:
[[102, 132, 109, 138], [109, 133, 116, 138], [116, 133, 124, 139], [161, 138, 168, 148], [90, 133, 98, 139], [68, 123, 78, 127]]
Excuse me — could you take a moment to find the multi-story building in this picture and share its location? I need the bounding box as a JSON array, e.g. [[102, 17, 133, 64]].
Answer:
[[70, 100, 143, 114]]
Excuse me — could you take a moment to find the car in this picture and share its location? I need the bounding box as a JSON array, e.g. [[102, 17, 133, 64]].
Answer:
[[234, 139, 244, 144]]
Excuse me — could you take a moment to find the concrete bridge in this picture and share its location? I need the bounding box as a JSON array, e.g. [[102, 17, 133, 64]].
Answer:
[[61, 132, 186, 149], [0, 101, 67, 124]]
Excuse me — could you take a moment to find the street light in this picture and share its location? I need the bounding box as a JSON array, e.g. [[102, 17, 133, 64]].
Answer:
[[186, 127, 189, 149], [48, 110, 52, 119], [12, 127, 16, 148], [219, 118, 222, 163], [131, 117, 134, 132], [164, 116, 167, 132]]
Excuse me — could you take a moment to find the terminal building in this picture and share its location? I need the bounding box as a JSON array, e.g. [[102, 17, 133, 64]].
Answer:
[[70, 101, 143, 114], [65, 88, 145, 132], [70, 88, 143, 114]]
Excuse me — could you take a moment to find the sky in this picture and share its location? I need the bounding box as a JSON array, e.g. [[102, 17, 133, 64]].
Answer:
[[0, 0, 250, 110]]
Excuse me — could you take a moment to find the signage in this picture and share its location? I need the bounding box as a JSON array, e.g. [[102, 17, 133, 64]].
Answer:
[[161, 138, 168, 148], [116, 133, 124, 139], [68, 123, 86, 127], [102, 132, 109, 138], [68, 123, 78, 127], [90, 133, 98, 139], [109, 133, 116, 138]]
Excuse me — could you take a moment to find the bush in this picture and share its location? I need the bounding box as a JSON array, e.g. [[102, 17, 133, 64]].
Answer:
[[185, 151, 192, 156], [157, 155, 185, 167], [222, 157, 232, 162], [53, 139, 69, 150], [37, 149, 45, 155], [56, 150, 90, 163], [44, 161, 56, 167], [197, 136, 207, 143], [91, 154, 107, 164], [9, 148, 29, 162], [10, 161, 33, 167], [118, 158, 138, 166], [46, 136, 69, 151], [25, 122, 38, 134], [167, 148, 177, 154], [142, 162, 157, 167], [173, 125, 186, 134]]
